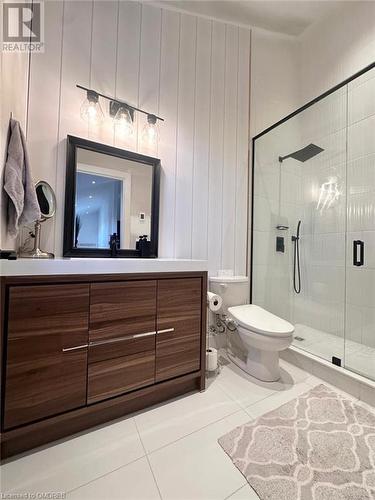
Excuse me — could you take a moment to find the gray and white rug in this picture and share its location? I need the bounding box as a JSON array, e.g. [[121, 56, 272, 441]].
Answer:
[[218, 384, 375, 500]]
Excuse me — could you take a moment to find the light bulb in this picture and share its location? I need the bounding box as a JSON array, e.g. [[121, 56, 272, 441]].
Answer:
[[142, 114, 159, 146], [114, 106, 134, 137], [80, 90, 104, 124]]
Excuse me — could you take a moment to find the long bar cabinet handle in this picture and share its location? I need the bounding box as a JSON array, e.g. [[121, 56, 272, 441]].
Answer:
[[157, 328, 175, 334], [62, 344, 88, 352], [89, 331, 156, 347], [133, 331, 157, 339]]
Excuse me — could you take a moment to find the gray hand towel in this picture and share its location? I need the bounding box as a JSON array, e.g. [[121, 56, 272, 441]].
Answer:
[[3, 119, 41, 238]]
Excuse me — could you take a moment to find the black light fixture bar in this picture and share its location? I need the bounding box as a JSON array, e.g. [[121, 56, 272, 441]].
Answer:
[[76, 84, 164, 122], [109, 100, 135, 121]]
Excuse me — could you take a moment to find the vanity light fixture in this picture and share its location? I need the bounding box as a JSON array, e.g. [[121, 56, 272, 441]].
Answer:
[[112, 102, 134, 138], [142, 114, 159, 147], [77, 84, 164, 143], [80, 89, 104, 124]]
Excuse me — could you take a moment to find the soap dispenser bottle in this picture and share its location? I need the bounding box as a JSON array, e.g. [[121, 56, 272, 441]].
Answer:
[[138, 235, 151, 258]]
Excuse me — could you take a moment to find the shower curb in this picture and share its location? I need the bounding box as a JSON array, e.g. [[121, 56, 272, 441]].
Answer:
[[281, 346, 375, 407]]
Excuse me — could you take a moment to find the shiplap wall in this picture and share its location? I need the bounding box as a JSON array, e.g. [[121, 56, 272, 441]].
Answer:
[[0, 51, 29, 250], [26, 0, 251, 273]]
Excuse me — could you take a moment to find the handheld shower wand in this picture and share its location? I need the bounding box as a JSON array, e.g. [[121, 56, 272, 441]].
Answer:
[[292, 220, 302, 294]]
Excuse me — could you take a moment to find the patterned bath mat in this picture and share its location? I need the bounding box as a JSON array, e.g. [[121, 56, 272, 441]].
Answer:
[[218, 384, 375, 500]]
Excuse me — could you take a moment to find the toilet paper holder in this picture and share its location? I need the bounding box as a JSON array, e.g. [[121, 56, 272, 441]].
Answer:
[[206, 347, 221, 374], [207, 291, 222, 313]]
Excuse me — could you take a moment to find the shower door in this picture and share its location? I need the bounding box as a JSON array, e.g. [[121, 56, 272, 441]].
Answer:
[[252, 63, 375, 381], [252, 86, 348, 365], [344, 67, 375, 381]]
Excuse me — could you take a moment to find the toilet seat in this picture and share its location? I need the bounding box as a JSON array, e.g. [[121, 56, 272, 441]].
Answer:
[[228, 304, 294, 338]]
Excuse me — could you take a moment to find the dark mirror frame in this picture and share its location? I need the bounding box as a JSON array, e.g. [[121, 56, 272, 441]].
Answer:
[[63, 135, 160, 258]]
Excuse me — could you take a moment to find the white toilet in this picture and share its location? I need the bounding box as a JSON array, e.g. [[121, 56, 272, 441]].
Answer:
[[210, 276, 294, 382]]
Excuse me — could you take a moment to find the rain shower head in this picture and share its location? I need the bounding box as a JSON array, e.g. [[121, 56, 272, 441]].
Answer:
[[279, 143, 324, 163]]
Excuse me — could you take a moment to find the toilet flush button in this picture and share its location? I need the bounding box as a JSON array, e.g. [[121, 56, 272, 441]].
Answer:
[[219, 283, 228, 290]]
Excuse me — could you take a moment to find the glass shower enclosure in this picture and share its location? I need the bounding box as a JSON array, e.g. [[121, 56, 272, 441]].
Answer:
[[251, 63, 375, 382]]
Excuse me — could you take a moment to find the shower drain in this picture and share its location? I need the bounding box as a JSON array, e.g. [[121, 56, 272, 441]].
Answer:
[[294, 336, 305, 341]]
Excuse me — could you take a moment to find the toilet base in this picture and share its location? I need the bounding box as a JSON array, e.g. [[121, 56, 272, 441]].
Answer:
[[228, 347, 281, 382]]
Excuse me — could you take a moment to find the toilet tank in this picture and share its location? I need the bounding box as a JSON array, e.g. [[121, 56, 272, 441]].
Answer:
[[209, 276, 249, 314]]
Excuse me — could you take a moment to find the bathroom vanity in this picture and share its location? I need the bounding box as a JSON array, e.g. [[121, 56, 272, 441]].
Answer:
[[0, 259, 207, 458]]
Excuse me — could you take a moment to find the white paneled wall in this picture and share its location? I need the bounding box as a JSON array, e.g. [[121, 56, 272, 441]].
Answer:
[[250, 28, 299, 137], [23, 1, 251, 273], [0, 50, 29, 250], [297, 1, 375, 104]]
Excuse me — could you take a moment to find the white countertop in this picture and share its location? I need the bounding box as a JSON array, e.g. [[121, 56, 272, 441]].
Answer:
[[0, 258, 208, 276]]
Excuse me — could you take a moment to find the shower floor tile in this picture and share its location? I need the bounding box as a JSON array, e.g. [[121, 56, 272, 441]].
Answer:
[[345, 344, 375, 380], [293, 323, 375, 381]]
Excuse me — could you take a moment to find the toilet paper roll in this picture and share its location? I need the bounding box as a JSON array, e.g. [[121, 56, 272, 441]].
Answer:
[[206, 347, 218, 371], [207, 291, 222, 312]]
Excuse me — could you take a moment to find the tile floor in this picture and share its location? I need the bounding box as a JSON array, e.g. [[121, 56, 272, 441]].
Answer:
[[293, 323, 375, 381], [0, 354, 366, 500]]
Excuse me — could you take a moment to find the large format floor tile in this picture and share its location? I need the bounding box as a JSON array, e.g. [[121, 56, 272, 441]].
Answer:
[[148, 411, 250, 500], [216, 355, 310, 409], [135, 385, 242, 453], [1, 416, 144, 495], [226, 484, 260, 500], [3, 352, 369, 500], [68, 457, 160, 499], [215, 362, 276, 408], [245, 381, 313, 419]]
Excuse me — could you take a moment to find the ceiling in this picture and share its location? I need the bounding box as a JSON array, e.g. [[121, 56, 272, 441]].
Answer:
[[156, 1, 345, 36]]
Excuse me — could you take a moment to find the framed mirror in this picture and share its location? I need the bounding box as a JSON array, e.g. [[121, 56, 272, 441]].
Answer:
[[63, 135, 160, 258]]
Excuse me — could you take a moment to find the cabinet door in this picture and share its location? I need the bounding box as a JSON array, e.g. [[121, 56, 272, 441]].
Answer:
[[4, 284, 89, 429], [156, 278, 202, 382], [90, 281, 157, 343], [88, 280, 157, 403], [88, 349, 155, 404]]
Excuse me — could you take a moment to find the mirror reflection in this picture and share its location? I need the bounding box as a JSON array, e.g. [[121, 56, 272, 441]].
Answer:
[[74, 148, 152, 250]]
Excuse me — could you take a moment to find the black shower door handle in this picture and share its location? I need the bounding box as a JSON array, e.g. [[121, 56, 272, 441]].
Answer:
[[353, 240, 364, 266]]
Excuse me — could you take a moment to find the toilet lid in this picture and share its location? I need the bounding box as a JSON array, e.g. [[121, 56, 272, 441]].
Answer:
[[228, 305, 294, 337]]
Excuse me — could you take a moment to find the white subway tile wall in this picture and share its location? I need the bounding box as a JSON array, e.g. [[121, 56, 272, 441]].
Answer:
[[346, 69, 375, 358]]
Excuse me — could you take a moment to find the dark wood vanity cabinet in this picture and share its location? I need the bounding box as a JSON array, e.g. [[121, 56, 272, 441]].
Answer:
[[3, 284, 89, 429], [0, 272, 207, 458]]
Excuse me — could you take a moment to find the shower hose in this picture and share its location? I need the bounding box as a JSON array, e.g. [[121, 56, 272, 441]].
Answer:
[[292, 220, 301, 294]]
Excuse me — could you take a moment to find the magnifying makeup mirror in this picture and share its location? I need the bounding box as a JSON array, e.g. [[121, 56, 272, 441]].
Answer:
[[36, 181, 56, 219], [20, 181, 56, 259]]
